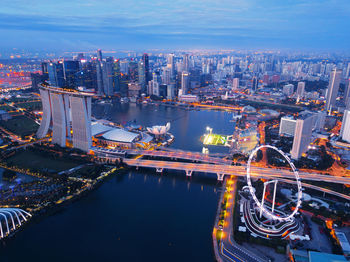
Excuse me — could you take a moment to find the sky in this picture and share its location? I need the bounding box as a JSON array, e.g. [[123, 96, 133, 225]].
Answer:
[[1, 0, 350, 52]]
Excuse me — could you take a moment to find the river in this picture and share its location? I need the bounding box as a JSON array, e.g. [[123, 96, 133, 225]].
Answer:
[[1, 103, 236, 261]]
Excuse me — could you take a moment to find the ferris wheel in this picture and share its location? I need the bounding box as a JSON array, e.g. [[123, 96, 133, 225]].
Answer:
[[246, 145, 303, 222]]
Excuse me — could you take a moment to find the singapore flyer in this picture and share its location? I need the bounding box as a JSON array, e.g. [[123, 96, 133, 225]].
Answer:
[[246, 145, 303, 222]]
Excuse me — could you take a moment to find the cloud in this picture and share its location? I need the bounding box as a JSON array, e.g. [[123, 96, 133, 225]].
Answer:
[[0, 0, 349, 50]]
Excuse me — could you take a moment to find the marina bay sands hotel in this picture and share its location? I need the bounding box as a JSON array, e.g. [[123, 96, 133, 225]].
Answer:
[[36, 84, 95, 152]]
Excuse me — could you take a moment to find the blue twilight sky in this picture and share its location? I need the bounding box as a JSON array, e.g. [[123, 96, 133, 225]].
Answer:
[[1, 0, 350, 52]]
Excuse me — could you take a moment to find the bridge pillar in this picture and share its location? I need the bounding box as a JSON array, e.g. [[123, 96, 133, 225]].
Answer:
[[217, 173, 225, 181], [185, 170, 193, 177], [156, 168, 163, 173]]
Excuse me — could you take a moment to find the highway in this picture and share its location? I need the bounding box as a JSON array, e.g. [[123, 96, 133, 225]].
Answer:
[[215, 178, 268, 262], [122, 159, 350, 200], [123, 158, 350, 185], [125, 149, 232, 165]]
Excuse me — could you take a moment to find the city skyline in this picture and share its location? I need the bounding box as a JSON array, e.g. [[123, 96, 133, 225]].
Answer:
[[1, 0, 350, 52]]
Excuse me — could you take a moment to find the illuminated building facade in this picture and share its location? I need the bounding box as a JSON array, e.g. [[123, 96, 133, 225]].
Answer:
[[36, 84, 94, 151]]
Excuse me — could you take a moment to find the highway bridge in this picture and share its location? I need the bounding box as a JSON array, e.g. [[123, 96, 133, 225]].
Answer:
[[122, 159, 350, 200], [92, 147, 350, 199], [123, 158, 350, 184], [125, 149, 232, 165]]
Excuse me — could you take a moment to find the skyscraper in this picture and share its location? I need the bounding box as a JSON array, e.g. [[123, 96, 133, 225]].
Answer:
[[47, 62, 65, 87], [296, 82, 305, 99], [138, 60, 146, 94], [181, 71, 189, 95], [142, 53, 150, 83], [232, 78, 239, 89], [97, 49, 103, 61], [37, 84, 93, 151], [101, 57, 114, 96], [340, 110, 350, 143], [344, 80, 350, 109], [290, 114, 313, 159], [325, 69, 342, 112], [167, 54, 175, 80], [41, 62, 49, 81], [283, 84, 294, 96], [183, 54, 189, 72], [113, 59, 121, 94], [252, 76, 258, 91], [63, 60, 80, 88], [96, 61, 104, 95]]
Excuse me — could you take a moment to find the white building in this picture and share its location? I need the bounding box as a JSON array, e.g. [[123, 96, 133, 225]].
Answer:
[[178, 94, 199, 103], [279, 116, 296, 136], [325, 69, 342, 112], [232, 78, 240, 90], [296, 82, 305, 99], [290, 114, 314, 159], [283, 84, 294, 96], [37, 85, 93, 152], [340, 110, 350, 143]]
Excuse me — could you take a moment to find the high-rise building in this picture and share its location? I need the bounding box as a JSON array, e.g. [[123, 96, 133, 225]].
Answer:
[[167, 84, 175, 100], [142, 53, 150, 83], [340, 110, 350, 143], [75, 60, 97, 90], [148, 79, 159, 96], [252, 76, 258, 91], [138, 60, 146, 94], [167, 54, 175, 80], [345, 63, 350, 78], [97, 49, 103, 61], [325, 69, 342, 112], [283, 84, 294, 96], [96, 60, 104, 95], [101, 57, 114, 96], [296, 82, 305, 99], [181, 71, 189, 95], [232, 78, 240, 89], [36, 84, 93, 151], [162, 67, 171, 85], [290, 114, 314, 159], [128, 61, 138, 82], [279, 116, 296, 136], [47, 62, 64, 87], [41, 62, 49, 81], [344, 80, 350, 109], [113, 59, 121, 94], [63, 60, 80, 88], [183, 54, 189, 72], [315, 111, 327, 132]]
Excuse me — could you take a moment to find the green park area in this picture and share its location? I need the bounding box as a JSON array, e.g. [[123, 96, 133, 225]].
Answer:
[[1, 115, 38, 137], [5, 150, 83, 173], [15, 101, 42, 111]]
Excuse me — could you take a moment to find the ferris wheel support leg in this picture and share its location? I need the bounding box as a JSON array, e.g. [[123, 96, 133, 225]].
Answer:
[[260, 183, 267, 219], [271, 180, 278, 214]]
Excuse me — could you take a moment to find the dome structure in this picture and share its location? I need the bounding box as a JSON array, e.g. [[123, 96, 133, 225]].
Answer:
[[147, 123, 171, 136], [241, 105, 257, 114]]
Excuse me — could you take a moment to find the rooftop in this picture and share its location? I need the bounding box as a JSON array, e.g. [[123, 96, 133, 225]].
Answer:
[[102, 128, 140, 143], [91, 122, 114, 136], [309, 251, 347, 262]]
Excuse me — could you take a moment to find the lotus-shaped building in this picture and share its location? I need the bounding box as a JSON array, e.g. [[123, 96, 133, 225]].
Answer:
[[147, 123, 171, 137]]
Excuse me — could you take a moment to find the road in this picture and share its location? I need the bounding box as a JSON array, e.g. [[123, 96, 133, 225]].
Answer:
[[215, 177, 268, 262], [125, 149, 231, 165], [123, 158, 350, 185]]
